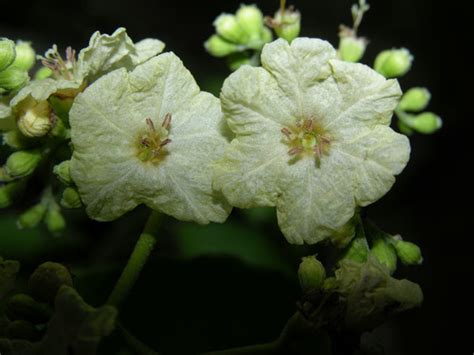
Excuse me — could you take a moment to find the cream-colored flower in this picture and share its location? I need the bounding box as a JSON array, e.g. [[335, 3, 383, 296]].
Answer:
[[214, 38, 410, 244], [70, 53, 231, 224]]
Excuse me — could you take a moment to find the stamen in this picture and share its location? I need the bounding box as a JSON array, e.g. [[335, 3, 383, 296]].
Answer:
[[281, 127, 292, 139], [304, 119, 314, 131], [314, 144, 322, 159], [320, 135, 331, 144], [162, 113, 172, 129], [146, 118, 155, 131], [288, 147, 303, 156], [141, 138, 151, 147], [160, 138, 172, 147]]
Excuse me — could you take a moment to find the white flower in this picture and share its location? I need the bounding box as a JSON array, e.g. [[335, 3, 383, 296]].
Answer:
[[213, 38, 410, 245], [70, 53, 231, 224]]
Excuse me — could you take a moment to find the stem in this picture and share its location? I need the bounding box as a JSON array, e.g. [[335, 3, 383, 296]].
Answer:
[[280, 0, 286, 17], [107, 210, 163, 307], [203, 342, 279, 355]]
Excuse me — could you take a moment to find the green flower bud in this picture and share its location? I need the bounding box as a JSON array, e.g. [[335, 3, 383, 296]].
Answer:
[[0, 181, 24, 208], [214, 14, 248, 44], [28, 261, 73, 304], [5, 293, 52, 324], [236, 5, 264, 40], [273, 9, 301, 43], [370, 238, 397, 274], [61, 187, 82, 209], [0, 66, 29, 92], [17, 203, 48, 229], [0, 38, 16, 71], [204, 35, 238, 57], [45, 207, 66, 235], [338, 36, 367, 63], [53, 160, 72, 185], [226, 52, 252, 71], [341, 233, 369, 263], [298, 255, 326, 293], [12, 41, 36, 71], [394, 239, 423, 265], [17, 99, 52, 137], [411, 112, 442, 134], [374, 48, 413, 78], [399, 87, 431, 112], [7, 320, 41, 341], [5, 149, 42, 178], [34, 66, 53, 80], [261, 27, 273, 44]]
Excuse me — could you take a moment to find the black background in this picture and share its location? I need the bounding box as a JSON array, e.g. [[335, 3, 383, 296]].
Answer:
[[1, 0, 471, 354]]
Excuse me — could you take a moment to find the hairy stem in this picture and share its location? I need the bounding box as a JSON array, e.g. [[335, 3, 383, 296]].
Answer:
[[107, 210, 163, 307]]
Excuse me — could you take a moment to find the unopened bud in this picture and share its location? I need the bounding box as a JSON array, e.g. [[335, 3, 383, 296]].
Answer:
[[28, 261, 73, 304], [393, 239, 423, 265], [298, 255, 326, 293], [236, 5, 264, 40], [371, 238, 397, 274], [17, 100, 52, 137], [61, 187, 82, 209], [0, 66, 28, 92], [399, 87, 431, 112], [45, 207, 66, 235], [12, 41, 36, 71], [338, 36, 367, 63], [374, 48, 413, 78], [0, 38, 16, 71], [214, 14, 248, 44], [0, 181, 23, 208], [273, 8, 301, 43], [227, 53, 252, 71], [205, 35, 238, 57], [411, 112, 442, 134], [5, 149, 42, 178], [34, 66, 53, 80], [17, 203, 47, 229], [53, 160, 72, 185]]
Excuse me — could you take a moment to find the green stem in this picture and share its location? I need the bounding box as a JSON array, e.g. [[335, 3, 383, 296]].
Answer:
[[107, 210, 163, 307], [280, 0, 286, 17]]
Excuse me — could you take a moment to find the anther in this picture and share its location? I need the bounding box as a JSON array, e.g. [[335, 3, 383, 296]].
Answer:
[[162, 113, 172, 129], [304, 119, 314, 131], [160, 138, 172, 147], [288, 147, 303, 156], [146, 118, 155, 131], [281, 127, 292, 139]]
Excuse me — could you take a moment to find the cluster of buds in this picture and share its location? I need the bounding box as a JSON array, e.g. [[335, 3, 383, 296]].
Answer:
[[205, 4, 273, 70], [396, 86, 442, 135], [0, 38, 35, 93]]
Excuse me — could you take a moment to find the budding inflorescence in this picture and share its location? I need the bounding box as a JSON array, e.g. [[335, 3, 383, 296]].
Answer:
[[136, 113, 172, 163], [281, 118, 331, 165]]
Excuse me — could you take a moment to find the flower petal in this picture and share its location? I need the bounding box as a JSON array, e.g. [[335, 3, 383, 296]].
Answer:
[[276, 151, 356, 245], [260, 38, 336, 117]]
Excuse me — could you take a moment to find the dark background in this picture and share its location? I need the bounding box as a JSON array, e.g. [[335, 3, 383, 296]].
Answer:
[[1, 0, 470, 354]]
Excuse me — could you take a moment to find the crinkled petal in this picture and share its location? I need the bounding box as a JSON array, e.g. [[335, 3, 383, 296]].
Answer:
[[276, 151, 356, 245], [260, 38, 337, 117], [220, 64, 296, 135], [76, 28, 165, 83], [335, 125, 410, 206], [70, 53, 230, 223], [213, 135, 288, 208], [10, 78, 81, 108]]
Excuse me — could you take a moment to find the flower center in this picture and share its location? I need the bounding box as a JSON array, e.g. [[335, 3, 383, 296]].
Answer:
[[135, 113, 172, 164], [281, 118, 331, 165]]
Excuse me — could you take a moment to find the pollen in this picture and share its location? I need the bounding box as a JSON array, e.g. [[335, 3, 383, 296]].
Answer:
[[281, 118, 331, 165], [135, 113, 172, 163]]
